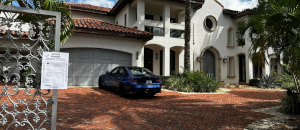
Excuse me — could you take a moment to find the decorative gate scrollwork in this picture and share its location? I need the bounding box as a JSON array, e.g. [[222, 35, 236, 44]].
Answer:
[[0, 6, 61, 130]]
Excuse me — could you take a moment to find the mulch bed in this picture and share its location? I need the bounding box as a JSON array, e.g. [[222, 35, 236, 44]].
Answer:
[[0, 87, 287, 130]]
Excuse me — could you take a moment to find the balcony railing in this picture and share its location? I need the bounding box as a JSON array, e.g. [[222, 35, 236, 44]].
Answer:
[[170, 29, 184, 38], [145, 26, 164, 36]]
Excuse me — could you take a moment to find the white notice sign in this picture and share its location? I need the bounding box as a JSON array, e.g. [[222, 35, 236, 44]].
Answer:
[[41, 52, 69, 89]]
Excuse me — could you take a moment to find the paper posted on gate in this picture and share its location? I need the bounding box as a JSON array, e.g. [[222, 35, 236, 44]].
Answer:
[[41, 52, 69, 89]]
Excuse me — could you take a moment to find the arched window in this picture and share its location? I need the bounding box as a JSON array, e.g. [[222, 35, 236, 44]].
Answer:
[[228, 27, 234, 47]]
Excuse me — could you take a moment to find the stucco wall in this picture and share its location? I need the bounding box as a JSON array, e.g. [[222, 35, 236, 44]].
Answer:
[[61, 33, 145, 67], [115, 4, 130, 26], [192, 0, 247, 83]]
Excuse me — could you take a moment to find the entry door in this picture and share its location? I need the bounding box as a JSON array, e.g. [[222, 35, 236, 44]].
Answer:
[[203, 50, 215, 78], [144, 48, 153, 71], [239, 55, 246, 82]]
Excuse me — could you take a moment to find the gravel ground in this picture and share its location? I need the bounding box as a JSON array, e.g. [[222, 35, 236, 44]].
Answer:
[[244, 107, 300, 130]]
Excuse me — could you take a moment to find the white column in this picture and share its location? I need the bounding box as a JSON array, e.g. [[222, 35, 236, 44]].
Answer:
[[245, 55, 250, 83], [248, 57, 254, 79], [137, 0, 145, 30], [163, 4, 170, 37], [163, 47, 170, 76], [264, 54, 270, 76], [179, 49, 184, 73]]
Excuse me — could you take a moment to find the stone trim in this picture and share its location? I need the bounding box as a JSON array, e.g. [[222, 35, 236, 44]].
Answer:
[[227, 27, 235, 47], [227, 56, 235, 77]]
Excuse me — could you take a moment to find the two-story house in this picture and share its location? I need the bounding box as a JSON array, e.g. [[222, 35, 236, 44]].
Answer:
[[60, 0, 282, 87]]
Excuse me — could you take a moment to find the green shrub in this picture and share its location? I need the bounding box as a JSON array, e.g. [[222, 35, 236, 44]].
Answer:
[[159, 76, 169, 86], [22, 69, 38, 88], [280, 94, 300, 115], [275, 74, 296, 90], [165, 71, 219, 92], [258, 75, 277, 89], [249, 78, 260, 86]]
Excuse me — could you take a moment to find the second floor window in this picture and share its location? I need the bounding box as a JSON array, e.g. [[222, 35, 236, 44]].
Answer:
[[145, 14, 154, 20], [145, 26, 164, 36], [228, 27, 234, 46]]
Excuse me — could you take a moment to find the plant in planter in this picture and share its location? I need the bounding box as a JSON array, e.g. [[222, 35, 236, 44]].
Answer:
[[257, 75, 277, 89], [280, 93, 300, 115]]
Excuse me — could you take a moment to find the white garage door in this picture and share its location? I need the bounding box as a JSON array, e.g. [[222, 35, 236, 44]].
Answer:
[[61, 48, 132, 86]]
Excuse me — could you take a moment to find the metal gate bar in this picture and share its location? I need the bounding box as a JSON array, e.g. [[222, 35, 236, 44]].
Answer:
[[0, 5, 61, 130]]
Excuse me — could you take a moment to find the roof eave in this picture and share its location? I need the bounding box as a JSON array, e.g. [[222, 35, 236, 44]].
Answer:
[[73, 28, 154, 41], [110, 0, 134, 16]]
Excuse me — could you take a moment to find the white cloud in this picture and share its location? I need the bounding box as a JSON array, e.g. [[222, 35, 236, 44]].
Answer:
[[218, 0, 258, 11], [76, 0, 116, 8]]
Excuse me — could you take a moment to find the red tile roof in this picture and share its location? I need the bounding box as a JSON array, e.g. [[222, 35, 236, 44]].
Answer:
[[73, 18, 153, 40], [67, 3, 111, 15]]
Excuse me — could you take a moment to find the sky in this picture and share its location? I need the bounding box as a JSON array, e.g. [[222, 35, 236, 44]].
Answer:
[[70, 0, 258, 11]]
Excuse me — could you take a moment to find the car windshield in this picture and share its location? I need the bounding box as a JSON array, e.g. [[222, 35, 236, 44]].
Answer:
[[128, 67, 153, 76]]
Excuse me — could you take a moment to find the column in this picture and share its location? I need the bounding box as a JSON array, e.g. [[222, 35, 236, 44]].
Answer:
[[179, 49, 184, 73], [137, 0, 145, 30], [245, 55, 250, 83], [163, 4, 170, 37], [163, 47, 170, 76]]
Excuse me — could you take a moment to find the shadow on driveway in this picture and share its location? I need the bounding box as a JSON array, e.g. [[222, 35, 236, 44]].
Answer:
[[51, 87, 285, 130]]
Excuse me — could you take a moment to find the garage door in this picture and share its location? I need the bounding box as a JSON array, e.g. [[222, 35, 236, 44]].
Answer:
[[61, 48, 132, 86]]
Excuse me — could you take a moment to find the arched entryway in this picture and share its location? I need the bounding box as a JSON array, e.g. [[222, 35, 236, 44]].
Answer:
[[200, 46, 221, 81], [203, 50, 215, 78]]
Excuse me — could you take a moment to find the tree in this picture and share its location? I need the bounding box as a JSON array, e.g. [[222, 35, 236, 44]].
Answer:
[[184, 0, 191, 70], [236, 0, 300, 93], [1, 0, 74, 44]]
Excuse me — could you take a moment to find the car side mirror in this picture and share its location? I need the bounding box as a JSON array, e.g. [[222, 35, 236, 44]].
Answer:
[[106, 71, 110, 74]]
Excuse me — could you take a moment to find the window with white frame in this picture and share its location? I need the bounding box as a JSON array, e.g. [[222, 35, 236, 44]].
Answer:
[[228, 27, 234, 47], [228, 57, 235, 77]]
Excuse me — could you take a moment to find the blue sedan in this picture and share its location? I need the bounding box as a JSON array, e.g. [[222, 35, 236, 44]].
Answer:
[[98, 67, 162, 97]]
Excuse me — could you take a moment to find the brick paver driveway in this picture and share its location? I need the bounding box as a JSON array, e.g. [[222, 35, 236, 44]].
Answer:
[[0, 87, 285, 130], [55, 88, 284, 130]]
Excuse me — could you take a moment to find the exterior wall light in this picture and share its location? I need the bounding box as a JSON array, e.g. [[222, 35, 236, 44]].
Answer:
[[223, 57, 228, 64], [136, 51, 139, 60], [196, 57, 202, 62]]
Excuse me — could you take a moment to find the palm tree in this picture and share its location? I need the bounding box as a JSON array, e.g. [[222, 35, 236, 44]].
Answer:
[[236, 0, 300, 92], [184, 0, 191, 71], [1, 0, 74, 44]]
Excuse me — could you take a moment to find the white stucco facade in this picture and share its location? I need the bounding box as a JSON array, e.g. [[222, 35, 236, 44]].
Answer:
[[60, 0, 282, 86]]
